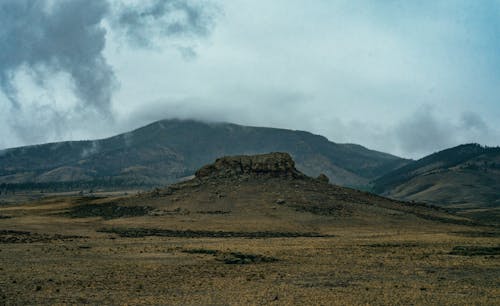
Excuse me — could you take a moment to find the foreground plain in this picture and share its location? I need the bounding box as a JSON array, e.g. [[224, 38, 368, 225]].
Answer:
[[1, 197, 499, 305]]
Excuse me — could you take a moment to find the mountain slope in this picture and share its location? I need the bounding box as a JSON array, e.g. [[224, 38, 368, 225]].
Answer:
[[0, 119, 409, 189], [373, 144, 500, 223]]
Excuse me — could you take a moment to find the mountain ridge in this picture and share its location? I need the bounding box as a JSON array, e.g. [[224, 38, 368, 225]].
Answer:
[[0, 119, 410, 189], [373, 143, 500, 223]]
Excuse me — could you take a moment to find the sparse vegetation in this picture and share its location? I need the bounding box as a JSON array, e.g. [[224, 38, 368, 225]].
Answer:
[[182, 248, 219, 255], [63, 203, 153, 220], [218, 252, 279, 265], [365, 242, 421, 248], [195, 210, 231, 215], [450, 245, 500, 256], [451, 231, 500, 237], [0, 230, 85, 244], [182, 249, 279, 264], [99, 228, 328, 238]]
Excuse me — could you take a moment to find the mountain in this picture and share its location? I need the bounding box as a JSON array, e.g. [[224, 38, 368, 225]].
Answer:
[[0, 119, 409, 189], [373, 144, 500, 223]]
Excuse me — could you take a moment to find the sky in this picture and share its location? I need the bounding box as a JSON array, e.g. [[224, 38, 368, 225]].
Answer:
[[0, 0, 499, 159]]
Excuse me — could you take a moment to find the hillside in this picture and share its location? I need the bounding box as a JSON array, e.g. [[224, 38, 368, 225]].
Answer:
[[1, 152, 497, 304], [125, 152, 476, 228], [373, 144, 500, 223], [0, 119, 409, 189]]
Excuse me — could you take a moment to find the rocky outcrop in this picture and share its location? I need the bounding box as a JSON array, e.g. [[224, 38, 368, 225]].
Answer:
[[316, 173, 330, 183], [195, 152, 306, 179]]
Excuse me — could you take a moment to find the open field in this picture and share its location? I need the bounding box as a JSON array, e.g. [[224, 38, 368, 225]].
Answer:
[[0, 193, 499, 305]]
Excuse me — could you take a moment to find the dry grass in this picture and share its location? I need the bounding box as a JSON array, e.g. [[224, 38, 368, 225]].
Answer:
[[0, 190, 499, 305]]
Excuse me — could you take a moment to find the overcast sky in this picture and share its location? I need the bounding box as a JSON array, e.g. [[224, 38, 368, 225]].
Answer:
[[0, 0, 499, 158]]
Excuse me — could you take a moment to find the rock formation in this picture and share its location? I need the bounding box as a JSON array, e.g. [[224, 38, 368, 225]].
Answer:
[[195, 152, 307, 179], [316, 173, 330, 183]]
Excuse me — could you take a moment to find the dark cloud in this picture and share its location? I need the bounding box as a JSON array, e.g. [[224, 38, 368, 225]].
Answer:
[[394, 107, 493, 157], [113, 0, 217, 48], [0, 0, 217, 112], [0, 0, 218, 147], [460, 111, 488, 132], [395, 107, 455, 155], [0, 0, 114, 111]]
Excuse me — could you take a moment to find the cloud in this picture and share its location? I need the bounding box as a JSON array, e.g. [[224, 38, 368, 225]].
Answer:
[[81, 140, 100, 158], [0, 0, 498, 161], [112, 0, 217, 48], [460, 111, 488, 132], [393, 106, 495, 157], [0, 0, 218, 147], [394, 107, 455, 155], [0, 0, 114, 111]]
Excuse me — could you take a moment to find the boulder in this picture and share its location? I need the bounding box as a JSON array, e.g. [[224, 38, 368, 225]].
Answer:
[[317, 173, 330, 183]]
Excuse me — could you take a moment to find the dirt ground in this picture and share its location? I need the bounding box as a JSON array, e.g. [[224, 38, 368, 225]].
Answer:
[[0, 193, 499, 305]]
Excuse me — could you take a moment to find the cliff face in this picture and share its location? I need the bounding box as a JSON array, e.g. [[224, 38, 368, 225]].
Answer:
[[195, 152, 306, 179]]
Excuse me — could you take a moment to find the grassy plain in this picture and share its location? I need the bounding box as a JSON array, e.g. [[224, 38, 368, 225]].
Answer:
[[0, 191, 498, 305]]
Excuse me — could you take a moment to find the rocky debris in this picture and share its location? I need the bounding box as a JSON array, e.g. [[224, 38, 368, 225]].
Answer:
[[63, 203, 153, 220], [0, 230, 85, 244], [99, 227, 329, 238], [182, 249, 279, 265], [276, 199, 286, 204], [149, 207, 190, 216], [316, 173, 330, 183], [450, 246, 500, 256], [292, 203, 351, 216], [218, 252, 278, 265], [451, 231, 500, 237], [365, 242, 421, 248], [149, 182, 202, 198], [196, 210, 231, 215], [182, 248, 219, 255], [195, 152, 307, 179]]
